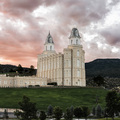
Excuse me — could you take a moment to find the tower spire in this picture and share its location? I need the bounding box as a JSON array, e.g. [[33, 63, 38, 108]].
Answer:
[[44, 31, 55, 52], [69, 28, 81, 45]]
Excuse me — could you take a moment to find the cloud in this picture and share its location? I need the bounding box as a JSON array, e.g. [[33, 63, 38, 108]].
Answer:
[[0, 0, 120, 67]]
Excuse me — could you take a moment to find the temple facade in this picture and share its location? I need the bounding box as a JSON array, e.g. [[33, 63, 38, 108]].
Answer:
[[37, 28, 86, 86]]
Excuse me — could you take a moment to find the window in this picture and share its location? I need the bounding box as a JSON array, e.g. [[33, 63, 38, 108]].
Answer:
[[77, 50, 79, 56], [71, 40, 73, 44], [50, 46, 52, 50], [77, 70, 80, 77], [76, 39, 78, 44], [77, 59, 80, 67], [46, 46, 47, 50]]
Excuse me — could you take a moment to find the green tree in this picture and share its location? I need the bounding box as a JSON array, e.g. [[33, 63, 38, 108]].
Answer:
[[47, 105, 53, 117], [92, 106, 95, 116], [17, 64, 23, 74], [95, 104, 102, 118], [29, 65, 35, 76], [53, 106, 62, 120], [93, 75, 105, 86], [14, 109, 21, 119], [64, 108, 73, 120], [3, 109, 9, 119], [82, 106, 90, 120], [39, 111, 46, 120], [70, 106, 74, 116], [106, 91, 119, 120], [14, 95, 38, 120], [74, 107, 83, 119]]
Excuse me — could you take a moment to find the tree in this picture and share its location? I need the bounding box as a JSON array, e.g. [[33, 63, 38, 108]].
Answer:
[[82, 106, 90, 120], [92, 106, 95, 116], [106, 91, 119, 120], [53, 106, 62, 120], [14, 109, 21, 119], [3, 109, 9, 119], [14, 95, 38, 120], [95, 104, 102, 118], [64, 108, 73, 120], [29, 65, 35, 76], [47, 105, 53, 117], [74, 107, 83, 119], [93, 75, 105, 86], [70, 106, 74, 116], [17, 64, 23, 74], [39, 111, 46, 120]]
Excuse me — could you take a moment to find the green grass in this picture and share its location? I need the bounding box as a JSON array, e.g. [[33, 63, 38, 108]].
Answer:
[[0, 87, 108, 111]]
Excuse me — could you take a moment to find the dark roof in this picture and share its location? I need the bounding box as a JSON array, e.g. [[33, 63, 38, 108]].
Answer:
[[69, 28, 81, 39], [45, 32, 54, 44]]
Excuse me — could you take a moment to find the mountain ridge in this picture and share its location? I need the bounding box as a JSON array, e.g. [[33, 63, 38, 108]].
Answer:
[[0, 58, 120, 78]]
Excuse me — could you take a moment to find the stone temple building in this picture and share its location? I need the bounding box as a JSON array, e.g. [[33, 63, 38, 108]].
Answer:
[[0, 28, 86, 87], [37, 28, 86, 86]]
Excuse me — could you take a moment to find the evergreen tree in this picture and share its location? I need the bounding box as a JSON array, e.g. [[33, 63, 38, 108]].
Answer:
[[92, 106, 95, 116], [93, 75, 105, 86], [14, 96, 38, 120], [17, 64, 23, 74], [3, 109, 9, 119], [40, 111, 46, 120], [106, 91, 119, 120], [64, 108, 73, 120], [95, 104, 102, 118], [74, 107, 83, 119], [82, 106, 90, 120], [53, 106, 62, 120], [47, 105, 53, 117]]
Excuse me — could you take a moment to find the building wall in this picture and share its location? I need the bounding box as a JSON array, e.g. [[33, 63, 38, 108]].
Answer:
[[37, 45, 86, 87], [0, 76, 47, 87]]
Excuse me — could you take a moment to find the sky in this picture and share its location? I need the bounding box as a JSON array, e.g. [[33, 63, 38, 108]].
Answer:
[[0, 0, 120, 67]]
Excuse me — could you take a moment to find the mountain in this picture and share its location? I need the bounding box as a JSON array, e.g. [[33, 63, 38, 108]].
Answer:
[[85, 59, 120, 78], [0, 59, 120, 78]]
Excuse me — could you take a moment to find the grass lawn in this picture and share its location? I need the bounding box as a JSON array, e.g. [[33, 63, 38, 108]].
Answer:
[[0, 87, 108, 111]]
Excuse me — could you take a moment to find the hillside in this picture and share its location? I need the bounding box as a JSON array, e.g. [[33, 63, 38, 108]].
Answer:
[[0, 87, 107, 110], [0, 58, 120, 78], [85, 59, 120, 78]]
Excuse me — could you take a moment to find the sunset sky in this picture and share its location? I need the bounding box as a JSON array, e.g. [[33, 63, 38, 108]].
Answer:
[[0, 0, 120, 67]]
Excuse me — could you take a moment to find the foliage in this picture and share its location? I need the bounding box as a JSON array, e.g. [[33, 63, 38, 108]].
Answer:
[[3, 109, 9, 119], [29, 65, 35, 76], [47, 105, 53, 117], [74, 107, 83, 119], [92, 106, 95, 116], [53, 106, 62, 120], [82, 106, 90, 119], [14, 109, 21, 119], [17, 64, 23, 74], [64, 108, 73, 120], [93, 75, 105, 86], [95, 104, 102, 118], [106, 91, 120, 120], [70, 106, 74, 116], [39, 111, 46, 120], [14, 95, 38, 120]]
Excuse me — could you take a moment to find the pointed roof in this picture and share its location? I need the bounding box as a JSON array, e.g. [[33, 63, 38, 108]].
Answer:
[[45, 32, 54, 44], [69, 28, 81, 39]]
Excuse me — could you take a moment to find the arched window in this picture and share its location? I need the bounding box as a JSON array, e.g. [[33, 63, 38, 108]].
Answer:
[[77, 70, 80, 77], [77, 50, 79, 56], [77, 59, 80, 67], [76, 39, 78, 44], [50, 46, 52, 50]]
